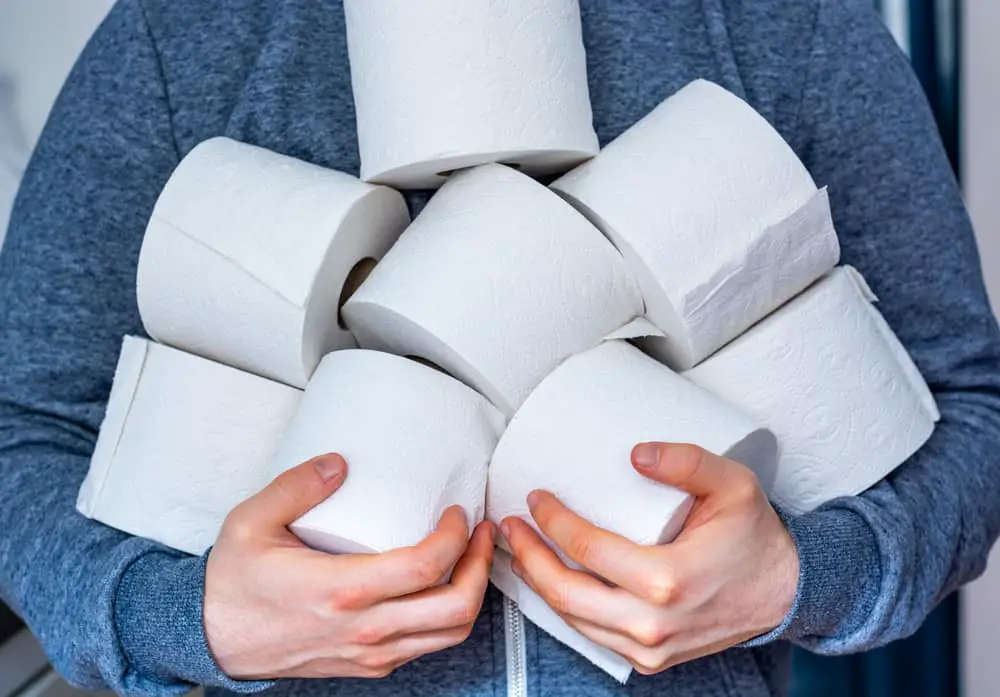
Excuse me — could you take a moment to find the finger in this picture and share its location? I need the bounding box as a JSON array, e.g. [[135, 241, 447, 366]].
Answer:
[[347, 626, 474, 677], [632, 443, 754, 499], [502, 517, 644, 630], [561, 616, 668, 675], [508, 539, 660, 642], [334, 506, 471, 604], [227, 454, 347, 533], [364, 521, 494, 639], [567, 614, 752, 676], [526, 490, 663, 595]]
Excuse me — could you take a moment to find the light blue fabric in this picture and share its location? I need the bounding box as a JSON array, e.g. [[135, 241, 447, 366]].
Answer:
[[2, 1, 999, 696]]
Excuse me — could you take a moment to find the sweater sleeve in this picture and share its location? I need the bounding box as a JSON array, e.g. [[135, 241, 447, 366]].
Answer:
[[750, 0, 1000, 652], [0, 1, 269, 693]]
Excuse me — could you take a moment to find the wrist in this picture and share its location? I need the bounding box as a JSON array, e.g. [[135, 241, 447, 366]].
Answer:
[[763, 522, 800, 632], [114, 548, 274, 693]]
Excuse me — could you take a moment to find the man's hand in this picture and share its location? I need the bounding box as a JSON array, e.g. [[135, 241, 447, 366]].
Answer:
[[204, 454, 494, 680], [500, 442, 799, 675]]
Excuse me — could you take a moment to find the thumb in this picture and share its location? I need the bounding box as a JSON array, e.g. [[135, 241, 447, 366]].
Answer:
[[631, 442, 738, 498], [233, 454, 348, 531]]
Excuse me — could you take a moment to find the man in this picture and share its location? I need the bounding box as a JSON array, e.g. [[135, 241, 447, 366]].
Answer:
[[2, 1, 998, 696]]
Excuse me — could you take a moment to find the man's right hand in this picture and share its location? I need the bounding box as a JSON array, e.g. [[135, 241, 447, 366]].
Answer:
[[204, 454, 494, 680]]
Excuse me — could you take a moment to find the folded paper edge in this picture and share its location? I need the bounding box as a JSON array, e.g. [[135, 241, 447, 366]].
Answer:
[[150, 215, 306, 311], [77, 336, 149, 517], [842, 264, 878, 303], [601, 317, 665, 343]]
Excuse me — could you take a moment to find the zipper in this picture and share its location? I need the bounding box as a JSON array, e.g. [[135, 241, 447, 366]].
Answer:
[[504, 595, 528, 697]]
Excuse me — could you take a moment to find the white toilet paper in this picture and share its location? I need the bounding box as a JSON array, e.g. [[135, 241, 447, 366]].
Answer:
[[487, 339, 777, 546], [343, 0, 599, 188], [685, 266, 941, 515], [552, 79, 841, 370], [137, 137, 411, 388], [342, 164, 644, 416], [268, 350, 507, 555], [486, 339, 776, 681], [76, 336, 302, 556]]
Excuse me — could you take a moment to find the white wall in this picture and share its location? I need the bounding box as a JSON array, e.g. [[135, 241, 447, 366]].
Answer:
[[961, 1, 1000, 696], [0, 0, 115, 147]]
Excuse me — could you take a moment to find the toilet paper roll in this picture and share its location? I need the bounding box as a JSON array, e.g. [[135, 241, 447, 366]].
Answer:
[[486, 340, 776, 681], [487, 339, 777, 547], [343, 0, 599, 188], [552, 79, 841, 370], [76, 336, 302, 556], [343, 164, 644, 416], [684, 266, 941, 515], [268, 350, 507, 554], [137, 137, 411, 388]]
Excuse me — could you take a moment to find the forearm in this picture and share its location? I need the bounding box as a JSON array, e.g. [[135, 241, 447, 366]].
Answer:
[[0, 417, 269, 694]]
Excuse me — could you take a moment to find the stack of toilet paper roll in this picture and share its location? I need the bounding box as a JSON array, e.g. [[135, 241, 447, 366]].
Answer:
[[77, 138, 431, 555], [74, 5, 943, 681], [335, 74, 940, 680]]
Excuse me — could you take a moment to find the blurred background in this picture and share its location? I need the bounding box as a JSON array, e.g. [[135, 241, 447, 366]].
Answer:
[[0, 1, 996, 696]]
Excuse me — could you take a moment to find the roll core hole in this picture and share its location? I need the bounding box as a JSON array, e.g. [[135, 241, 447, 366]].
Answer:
[[338, 257, 378, 330], [406, 355, 449, 375]]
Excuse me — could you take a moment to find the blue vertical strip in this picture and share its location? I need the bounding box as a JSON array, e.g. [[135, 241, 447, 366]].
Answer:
[[907, 0, 961, 170]]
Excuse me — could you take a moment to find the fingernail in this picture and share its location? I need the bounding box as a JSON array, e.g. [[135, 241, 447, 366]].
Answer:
[[315, 455, 345, 482], [527, 490, 543, 508], [511, 559, 524, 577], [633, 443, 661, 469], [500, 521, 511, 540]]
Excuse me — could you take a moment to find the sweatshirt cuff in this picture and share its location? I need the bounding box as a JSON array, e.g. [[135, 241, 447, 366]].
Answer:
[[113, 549, 274, 694], [741, 502, 882, 648]]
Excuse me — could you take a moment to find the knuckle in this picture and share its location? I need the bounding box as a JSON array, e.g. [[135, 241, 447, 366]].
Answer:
[[441, 626, 472, 649], [222, 510, 257, 544], [353, 624, 387, 646], [670, 444, 708, 480], [328, 585, 366, 612], [449, 595, 480, 627], [268, 472, 299, 502], [356, 652, 390, 672], [411, 554, 447, 587], [630, 616, 669, 648], [730, 466, 761, 500], [631, 660, 660, 676], [631, 648, 670, 675], [641, 570, 677, 606], [361, 665, 394, 679], [564, 531, 594, 565], [545, 579, 574, 615], [631, 661, 657, 676]]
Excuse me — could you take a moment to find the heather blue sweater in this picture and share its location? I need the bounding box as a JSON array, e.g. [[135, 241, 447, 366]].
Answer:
[[1, 1, 999, 696]]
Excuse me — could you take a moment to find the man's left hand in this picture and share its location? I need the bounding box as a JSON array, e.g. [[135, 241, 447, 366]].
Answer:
[[500, 442, 799, 675]]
